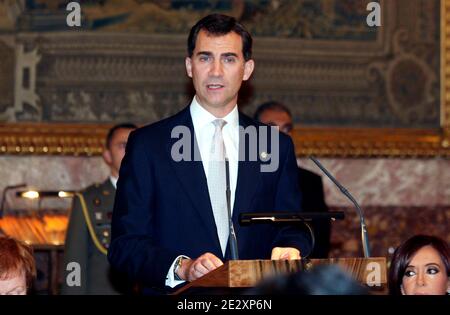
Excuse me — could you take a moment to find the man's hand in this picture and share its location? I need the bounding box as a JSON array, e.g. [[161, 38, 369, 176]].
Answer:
[[176, 252, 223, 282], [271, 247, 301, 260]]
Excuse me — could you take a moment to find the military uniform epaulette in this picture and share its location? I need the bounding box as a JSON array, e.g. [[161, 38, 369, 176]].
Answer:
[[81, 181, 107, 194]]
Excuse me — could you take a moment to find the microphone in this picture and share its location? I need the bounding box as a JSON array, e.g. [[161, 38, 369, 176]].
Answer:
[[239, 211, 345, 225], [309, 156, 371, 258], [238, 211, 345, 259], [0, 183, 27, 218], [225, 157, 239, 260]]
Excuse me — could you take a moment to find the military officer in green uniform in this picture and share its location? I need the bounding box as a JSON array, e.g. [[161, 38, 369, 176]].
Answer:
[[61, 123, 137, 295]]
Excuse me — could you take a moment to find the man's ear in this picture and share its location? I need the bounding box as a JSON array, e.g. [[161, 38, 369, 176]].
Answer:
[[102, 149, 112, 165], [185, 57, 193, 78], [243, 59, 255, 81]]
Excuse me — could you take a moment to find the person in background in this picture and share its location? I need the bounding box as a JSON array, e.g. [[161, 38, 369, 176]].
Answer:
[[254, 101, 331, 258], [389, 234, 449, 295], [61, 123, 137, 295], [0, 235, 36, 295]]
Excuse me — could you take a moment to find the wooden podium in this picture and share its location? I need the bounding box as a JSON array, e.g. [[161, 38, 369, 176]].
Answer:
[[174, 257, 387, 295]]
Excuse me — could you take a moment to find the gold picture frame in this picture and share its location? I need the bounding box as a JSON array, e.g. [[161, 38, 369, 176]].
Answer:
[[0, 1, 449, 158], [0, 121, 447, 158]]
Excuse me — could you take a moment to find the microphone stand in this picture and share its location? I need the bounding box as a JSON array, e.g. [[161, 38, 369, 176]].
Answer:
[[225, 158, 239, 260], [309, 156, 371, 258]]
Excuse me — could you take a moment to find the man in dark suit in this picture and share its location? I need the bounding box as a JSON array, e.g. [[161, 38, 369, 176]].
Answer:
[[61, 123, 136, 295], [108, 14, 312, 294], [254, 101, 331, 258]]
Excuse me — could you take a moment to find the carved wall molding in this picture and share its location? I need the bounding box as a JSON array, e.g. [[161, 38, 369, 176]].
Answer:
[[0, 123, 448, 157], [293, 127, 449, 158], [0, 123, 107, 156], [14, 43, 41, 120], [443, 0, 450, 132], [0, 37, 14, 121]]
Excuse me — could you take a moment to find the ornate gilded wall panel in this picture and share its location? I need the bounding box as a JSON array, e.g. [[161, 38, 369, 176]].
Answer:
[[0, 0, 448, 156]]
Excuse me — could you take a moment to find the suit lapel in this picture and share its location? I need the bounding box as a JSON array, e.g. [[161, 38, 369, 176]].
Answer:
[[166, 108, 264, 258], [166, 107, 222, 251]]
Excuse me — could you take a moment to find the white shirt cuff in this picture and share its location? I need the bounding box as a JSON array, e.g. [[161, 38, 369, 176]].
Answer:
[[165, 255, 190, 288]]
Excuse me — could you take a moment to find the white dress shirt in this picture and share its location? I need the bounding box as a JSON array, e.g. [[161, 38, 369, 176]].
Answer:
[[165, 96, 240, 288], [190, 96, 239, 211], [109, 175, 118, 190]]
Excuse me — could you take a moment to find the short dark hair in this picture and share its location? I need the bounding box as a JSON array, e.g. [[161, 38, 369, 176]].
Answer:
[[187, 14, 253, 61], [253, 101, 292, 121], [106, 123, 137, 149], [388, 234, 450, 295]]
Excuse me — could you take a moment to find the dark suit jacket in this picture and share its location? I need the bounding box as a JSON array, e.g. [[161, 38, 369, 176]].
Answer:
[[108, 106, 312, 293], [297, 167, 331, 258]]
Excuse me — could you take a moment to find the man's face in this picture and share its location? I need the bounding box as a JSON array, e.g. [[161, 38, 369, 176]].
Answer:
[[185, 30, 254, 116], [103, 128, 134, 178], [258, 109, 293, 137]]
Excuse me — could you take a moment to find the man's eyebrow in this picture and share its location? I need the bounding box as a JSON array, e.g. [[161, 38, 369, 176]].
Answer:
[[195, 52, 239, 58], [222, 52, 238, 57], [196, 51, 212, 56]]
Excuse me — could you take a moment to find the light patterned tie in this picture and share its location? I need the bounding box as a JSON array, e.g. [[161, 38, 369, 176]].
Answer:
[[207, 119, 229, 255]]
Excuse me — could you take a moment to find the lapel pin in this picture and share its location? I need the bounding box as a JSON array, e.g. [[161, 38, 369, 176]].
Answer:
[[260, 151, 268, 160]]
